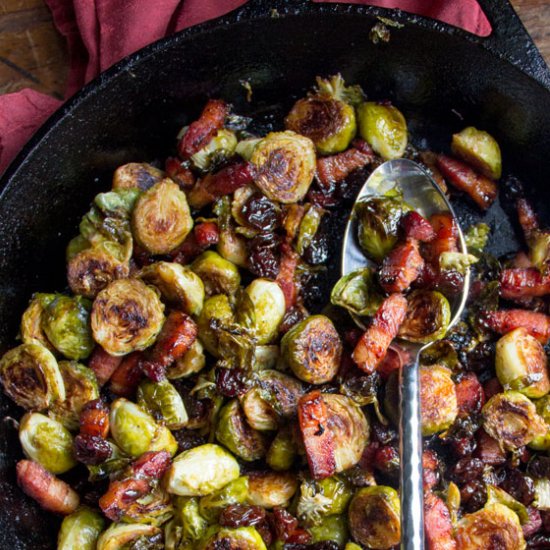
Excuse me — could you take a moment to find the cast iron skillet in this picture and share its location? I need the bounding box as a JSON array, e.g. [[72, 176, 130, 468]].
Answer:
[[1, 0, 550, 546]]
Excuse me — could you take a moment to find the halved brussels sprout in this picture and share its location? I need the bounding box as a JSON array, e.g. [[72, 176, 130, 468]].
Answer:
[[330, 268, 383, 317], [215, 399, 268, 462], [451, 126, 502, 180], [198, 476, 249, 523], [196, 294, 234, 357], [454, 503, 525, 550], [132, 179, 193, 255], [87, 441, 130, 481], [296, 203, 324, 256], [483, 391, 547, 450], [165, 443, 240, 497], [174, 497, 208, 542], [57, 506, 105, 550], [530, 394, 550, 450], [247, 471, 298, 508], [94, 188, 141, 219], [297, 476, 353, 525], [495, 328, 550, 399], [191, 251, 241, 297], [0, 342, 65, 410], [119, 487, 174, 526], [20, 293, 57, 352], [91, 278, 165, 356], [348, 486, 401, 549], [355, 196, 409, 262], [42, 295, 94, 360], [198, 526, 266, 550], [357, 101, 408, 160], [250, 131, 316, 203], [240, 388, 278, 431], [281, 315, 342, 384], [138, 262, 205, 316], [166, 340, 206, 379], [398, 290, 451, 344], [112, 162, 165, 190], [253, 345, 280, 371], [324, 394, 370, 472], [49, 361, 99, 430], [309, 514, 349, 546], [19, 412, 76, 474], [191, 128, 237, 172], [420, 364, 458, 436], [266, 426, 297, 471], [137, 379, 188, 430], [96, 523, 163, 550], [486, 484, 529, 525], [245, 279, 286, 345]]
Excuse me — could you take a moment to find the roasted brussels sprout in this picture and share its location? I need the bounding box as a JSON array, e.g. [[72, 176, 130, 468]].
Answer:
[[49, 361, 99, 430], [96, 523, 163, 550], [495, 327, 550, 398], [250, 131, 316, 203], [247, 471, 298, 508], [215, 399, 268, 461], [94, 188, 141, 219], [191, 251, 241, 297], [132, 179, 193, 254], [117, 487, 174, 526], [173, 496, 208, 543], [420, 364, 458, 436], [357, 101, 408, 160], [245, 279, 286, 344], [485, 484, 529, 525], [19, 412, 76, 474], [196, 294, 234, 357], [330, 268, 383, 317], [87, 441, 130, 481], [266, 426, 297, 471], [198, 476, 249, 522], [20, 293, 57, 351], [281, 315, 342, 384], [483, 390, 547, 450], [110, 398, 177, 457], [138, 262, 205, 316], [348, 486, 401, 549], [112, 162, 165, 190], [355, 196, 409, 262], [297, 476, 353, 525], [451, 126, 502, 180], [530, 394, 550, 450], [454, 503, 525, 549], [57, 506, 105, 550], [137, 379, 188, 430], [191, 128, 237, 172], [240, 387, 278, 431], [41, 295, 94, 360], [91, 278, 165, 356], [199, 526, 266, 550], [309, 514, 349, 546], [165, 443, 240, 496], [0, 342, 65, 410], [345, 544, 362, 550], [166, 340, 206, 379], [398, 290, 451, 344]]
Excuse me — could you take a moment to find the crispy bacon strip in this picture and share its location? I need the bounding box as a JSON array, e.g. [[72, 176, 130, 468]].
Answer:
[[419, 151, 448, 194], [17, 460, 79, 515], [423, 450, 440, 491], [474, 428, 506, 466], [424, 491, 456, 550], [109, 352, 143, 397], [523, 507, 542, 538], [298, 391, 336, 480], [80, 398, 110, 438], [316, 147, 372, 187], [194, 222, 220, 248], [455, 372, 485, 418], [423, 212, 458, 264], [482, 309, 550, 344], [352, 294, 408, 373], [401, 211, 436, 242], [276, 242, 299, 309], [352, 138, 375, 158], [142, 311, 198, 381], [165, 156, 196, 189], [172, 222, 220, 265], [177, 99, 228, 159], [88, 346, 122, 386], [379, 238, 425, 293], [437, 154, 497, 210], [500, 268, 550, 300]]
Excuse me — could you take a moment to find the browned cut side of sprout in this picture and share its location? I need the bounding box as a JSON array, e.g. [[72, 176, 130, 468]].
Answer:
[[112, 162, 165, 191], [247, 471, 298, 508]]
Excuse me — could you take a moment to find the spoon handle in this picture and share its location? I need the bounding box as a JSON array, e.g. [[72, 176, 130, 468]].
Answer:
[[399, 353, 425, 550]]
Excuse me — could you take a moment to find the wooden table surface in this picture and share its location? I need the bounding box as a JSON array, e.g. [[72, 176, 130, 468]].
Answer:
[[0, 0, 549, 99]]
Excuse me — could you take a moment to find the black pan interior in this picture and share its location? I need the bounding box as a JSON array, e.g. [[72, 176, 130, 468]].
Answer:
[[1, 5, 550, 547]]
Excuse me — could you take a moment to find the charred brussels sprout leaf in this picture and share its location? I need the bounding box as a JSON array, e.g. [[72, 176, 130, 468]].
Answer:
[[348, 486, 401, 549], [245, 279, 286, 345], [42, 295, 94, 360], [420, 364, 458, 436], [452, 126, 502, 180], [357, 101, 408, 160], [247, 471, 298, 508], [297, 476, 353, 525], [132, 179, 193, 255], [91, 278, 165, 356], [0, 342, 65, 410], [19, 412, 76, 474], [330, 268, 384, 317], [191, 251, 241, 297], [250, 131, 316, 204], [112, 162, 165, 191], [281, 315, 342, 384], [191, 128, 237, 172], [198, 526, 266, 550], [398, 290, 451, 344], [20, 293, 57, 351], [96, 523, 163, 550], [57, 506, 105, 550], [137, 379, 188, 430], [198, 476, 249, 522]]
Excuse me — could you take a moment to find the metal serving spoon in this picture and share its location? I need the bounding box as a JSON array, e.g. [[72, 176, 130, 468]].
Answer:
[[341, 158, 470, 550]]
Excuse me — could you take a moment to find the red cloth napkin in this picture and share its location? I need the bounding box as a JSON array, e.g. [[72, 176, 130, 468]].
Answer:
[[0, 0, 491, 175]]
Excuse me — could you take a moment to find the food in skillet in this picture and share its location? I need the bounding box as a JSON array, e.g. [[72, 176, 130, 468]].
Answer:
[[1, 74, 549, 549]]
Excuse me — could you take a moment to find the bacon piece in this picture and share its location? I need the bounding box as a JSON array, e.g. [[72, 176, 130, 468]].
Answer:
[[298, 391, 336, 480], [401, 211, 436, 242], [516, 197, 539, 238], [80, 398, 110, 438], [423, 212, 458, 264], [276, 242, 299, 309], [413, 263, 465, 297], [194, 221, 220, 248], [482, 309, 550, 344], [423, 450, 440, 491], [16, 460, 79, 515], [474, 428, 506, 466], [500, 268, 550, 300], [88, 346, 122, 386], [352, 293, 408, 373], [437, 154, 497, 210], [424, 491, 456, 550], [379, 238, 425, 293], [419, 151, 449, 194], [142, 311, 198, 381], [131, 450, 171, 479], [177, 99, 228, 159], [352, 138, 375, 158], [165, 157, 196, 189], [455, 372, 485, 418], [172, 222, 220, 265], [316, 147, 372, 187], [523, 507, 542, 538], [109, 352, 143, 397]]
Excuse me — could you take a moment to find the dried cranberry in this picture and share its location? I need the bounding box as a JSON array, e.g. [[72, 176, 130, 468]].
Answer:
[[216, 368, 249, 398], [279, 305, 309, 335], [528, 456, 550, 480], [527, 534, 550, 549], [449, 457, 484, 484], [241, 194, 280, 232], [171, 429, 207, 452], [248, 233, 280, 279], [219, 504, 266, 528], [256, 518, 274, 546], [302, 225, 329, 265], [271, 508, 310, 543], [540, 510, 550, 532], [460, 479, 487, 513], [374, 445, 400, 476], [449, 436, 477, 458], [466, 342, 496, 376], [370, 419, 398, 446], [499, 468, 535, 506], [74, 434, 112, 465]]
